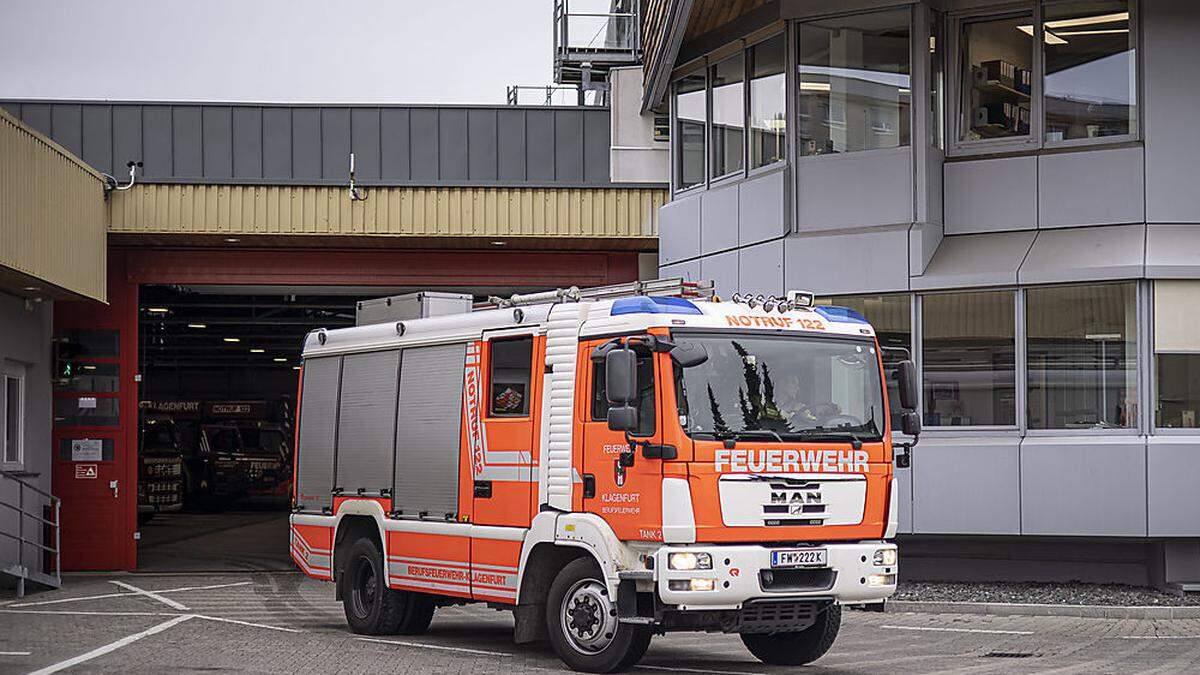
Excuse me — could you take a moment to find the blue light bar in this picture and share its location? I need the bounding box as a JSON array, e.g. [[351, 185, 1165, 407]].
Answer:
[[815, 305, 870, 324], [611, 296, 703, 316]]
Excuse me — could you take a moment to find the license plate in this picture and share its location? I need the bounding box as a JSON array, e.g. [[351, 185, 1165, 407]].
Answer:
[[771, 548, 827, 568]]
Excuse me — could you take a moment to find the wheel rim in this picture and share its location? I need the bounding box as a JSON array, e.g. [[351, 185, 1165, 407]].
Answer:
[[560, 578, 618, 655], [350, 557, 378, 618]]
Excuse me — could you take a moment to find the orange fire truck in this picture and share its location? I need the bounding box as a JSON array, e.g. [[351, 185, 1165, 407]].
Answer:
[[290, 279, 920, 672]]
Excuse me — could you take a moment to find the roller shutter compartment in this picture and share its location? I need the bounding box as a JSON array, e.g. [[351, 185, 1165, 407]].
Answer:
[[296, 356, 341, 512], [335, 350, 401, 496], [393, 343, 466, 520]]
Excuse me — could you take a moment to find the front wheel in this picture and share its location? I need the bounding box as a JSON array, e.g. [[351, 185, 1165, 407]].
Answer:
[[546, 557, 651, 673], [740, 604, 841, 666]]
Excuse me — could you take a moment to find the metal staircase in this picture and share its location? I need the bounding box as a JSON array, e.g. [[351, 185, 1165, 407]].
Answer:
[[1, 471, 61, 597]]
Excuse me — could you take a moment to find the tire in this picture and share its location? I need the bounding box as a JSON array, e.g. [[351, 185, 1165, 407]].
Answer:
[[396, 593, 436, 635], [340, 537, 437, 636], [740, 604, 842, 666], [546, 557, 652, 673]]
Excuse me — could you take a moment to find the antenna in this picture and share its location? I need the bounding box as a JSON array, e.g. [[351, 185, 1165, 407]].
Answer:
[[348, 153, 367, 201]]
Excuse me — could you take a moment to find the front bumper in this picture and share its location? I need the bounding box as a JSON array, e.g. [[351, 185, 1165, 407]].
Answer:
[[653, 542, 896, 610]]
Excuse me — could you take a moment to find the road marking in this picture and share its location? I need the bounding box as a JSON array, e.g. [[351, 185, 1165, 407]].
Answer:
[[638, 665, 764, 675], [110, 581, 190, 611], [194, 615, 301, 633], [1, 609, 179, 617], [0, 652, 32, 656], [10, 580, 250, 608], [881, 625, 1035, 636], [355, 637, 512, 656], [27, 614, 194, 675], [1113, 635, 1200, 640]]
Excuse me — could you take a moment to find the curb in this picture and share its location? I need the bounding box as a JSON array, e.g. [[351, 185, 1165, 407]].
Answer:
[[887, 600, 1200, 620]]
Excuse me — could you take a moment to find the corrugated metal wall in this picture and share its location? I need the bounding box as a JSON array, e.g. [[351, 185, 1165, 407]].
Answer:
[[0, 109, 106, 301], [0, 102, 651, 189], [108, 184, 663, 239]]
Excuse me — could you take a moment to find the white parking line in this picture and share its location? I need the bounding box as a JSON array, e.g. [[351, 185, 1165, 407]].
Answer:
[[638, 664, 764, 675], [355, 637, 512, 656], [194, 615, 301, 633], [882, 625, 1035, 636], [0, 651, 32, 656], [110, 581, 190, 611], [1112, 635, 1200, 640], [1, 609, 179, 617], [10, 580, 251, 608], [27, 614, 194, 675]]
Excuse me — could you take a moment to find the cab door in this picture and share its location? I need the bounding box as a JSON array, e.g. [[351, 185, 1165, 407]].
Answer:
[[580, 340, 665, 542]]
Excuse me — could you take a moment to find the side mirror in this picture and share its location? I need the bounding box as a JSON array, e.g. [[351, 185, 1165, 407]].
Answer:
[[605, 348, 638, 405], [895, 359, 918, 411], [607, 405, 639, 433], [669, 341, 708, 368], [901, 411, 921, 437]]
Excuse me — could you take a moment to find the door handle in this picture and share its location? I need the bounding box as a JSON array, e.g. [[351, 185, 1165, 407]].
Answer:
[[109, 479, 119, 498], [473, 480, 492, 498]]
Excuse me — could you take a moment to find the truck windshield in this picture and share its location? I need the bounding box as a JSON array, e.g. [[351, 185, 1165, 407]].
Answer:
[[673, 334, 885, 442]]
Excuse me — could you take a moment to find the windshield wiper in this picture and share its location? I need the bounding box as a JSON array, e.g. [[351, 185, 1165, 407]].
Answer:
[[786, 428, 871, 450], [693, 429, 784, 444]]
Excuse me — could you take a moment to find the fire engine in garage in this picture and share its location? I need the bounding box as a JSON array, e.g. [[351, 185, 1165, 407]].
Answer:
[[290, 279, 920, 672]]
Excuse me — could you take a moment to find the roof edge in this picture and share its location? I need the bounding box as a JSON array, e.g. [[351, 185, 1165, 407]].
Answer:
[[641, 0, 695, 114]]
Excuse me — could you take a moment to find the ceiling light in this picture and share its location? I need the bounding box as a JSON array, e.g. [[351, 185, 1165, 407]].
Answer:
[[223, 337, 240, 343], [147, 307, 170, 313], [292, 366, 301, 370], [799, 81, 832, 92], [187, 323, 207, 329], [224, 237, 241, 243], [1017, 24, 1069, 44], [273, 358, 287, 362], [22, 285, 40, 292], [491, 240, 507, 246], [1045, 11, 1128, 29], [250, 348, 266, 353], [1054, 28, 1129, 36], [82, 365, 96, 371]]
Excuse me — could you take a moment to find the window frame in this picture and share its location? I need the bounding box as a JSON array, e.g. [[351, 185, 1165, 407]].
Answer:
[[671, 63, 710, 196], [1148, 280, 1200, 435], [484, 335, 535, 419], [708, 50, 747, 181], [746, 30, 789, 175], [2, 362, 27, 470], [946, 0, 1140, 157]]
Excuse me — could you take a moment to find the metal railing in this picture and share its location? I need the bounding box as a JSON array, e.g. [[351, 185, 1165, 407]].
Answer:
[[505, 85, 590, 107], [554, 0, 641, 59], [1, 472, 61, 597]]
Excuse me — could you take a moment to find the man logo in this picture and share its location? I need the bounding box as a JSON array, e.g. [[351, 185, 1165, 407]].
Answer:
[[770, 491, 822, 505]]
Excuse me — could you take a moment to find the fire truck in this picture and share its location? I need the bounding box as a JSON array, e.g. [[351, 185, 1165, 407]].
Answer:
[[290, 280, 920, 672]]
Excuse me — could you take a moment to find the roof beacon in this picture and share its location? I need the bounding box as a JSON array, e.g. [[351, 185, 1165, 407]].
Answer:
[[787, 289, 816, 308]]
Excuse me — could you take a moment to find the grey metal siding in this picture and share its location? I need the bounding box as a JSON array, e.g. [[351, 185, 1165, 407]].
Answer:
[[738, 169, 788, 246], [1037, 147, 1145, 228], [0, 101, 646, 188], [1147, 437, 1200, 536], [296, 356, 341, 513], [335, 350, 401, 495], [700, 182, 738, 255], [393, 343, 466, 519], [737, 239, 783, 295], [911, 436, 1021, 535], [1020, 437, 1147, 536], [658, 193, 701, 264], [700, 250, 738, 297], [943, 156, 1038, 235], [796, 148, 913, 232], [1144, 0, 1200, 223]]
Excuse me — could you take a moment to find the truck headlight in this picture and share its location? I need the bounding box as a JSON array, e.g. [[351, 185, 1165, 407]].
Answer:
[[667, 578, 716, 592], [668, 551, 712, 571], [873, 549, 897, 566], [867, 573, 897, 587]]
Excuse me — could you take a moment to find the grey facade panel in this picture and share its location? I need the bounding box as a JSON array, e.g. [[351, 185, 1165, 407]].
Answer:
[[409, 108, 439, 181], [262, 107, 292, 180], [438, 108, 469, 181], [583, 108, 611, 183], [1020, 437, 1147, 536], [554, 109, 584, 182], [496, 109, 527, 182], [737, 239, 784, 295], [20, 103, 53, 138], [658, 259, 701, 282], [700, 250, 739, 296], [1146, 224, 1200, 278], [201, 107, 233, 179], [49, 104, 83, 157], [526, 110, 556, 182], [394, 343, 466, 519], [142, 106, 174, 181], [350, 108, 381, 181], [173, 106, 203, 178], [658, 193, 701, 264], [335, 350, 401, 495], [944, 155, 1038, 235], [785, 227, 910, 295], [1144, 0, 1200, 223], [380, 108, 411, 181], [467, 109, 498, 181], [291, 108, 322, 180], [1147, 437, 1200, 536], [296, 356, 341, 513], [911, 230, 1035, 290], [1018, 224, 1146, 285], [911, 436, 1021, 535], [895, 462, 913, 534], [700, 182, 738, 255], [232, 107, 263, 179], [796, 148, 913, 232], [738, 169, 788, 246], [80, 105, 113, 176], [320, 108, 351, 181], [112, 106, 142, 174], [1038, 147, 1145, 228]]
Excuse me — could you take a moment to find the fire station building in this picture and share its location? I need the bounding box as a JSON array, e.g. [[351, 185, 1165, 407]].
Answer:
[[635, 0, 1200, 590], [0, 101, 663, 588]]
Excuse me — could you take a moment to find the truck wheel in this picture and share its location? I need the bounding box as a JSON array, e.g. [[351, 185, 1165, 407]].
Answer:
[[546, 557, 651, 673], [396, 593, 436, 635], [341, 538, 404, 635], [740, 604, 841, 666]]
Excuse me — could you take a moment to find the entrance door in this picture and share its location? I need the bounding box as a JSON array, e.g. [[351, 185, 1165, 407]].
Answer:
[[580, 340, 665, 542], [51, 271, 137, 570]]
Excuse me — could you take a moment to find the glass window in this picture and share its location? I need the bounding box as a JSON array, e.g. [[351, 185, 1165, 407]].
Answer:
[[819, 294, 912, 432], [922, 291, 1016, 426], [959, 13, 1034, 142], [798, 8, 912, 156], [930, 10, 946, 149], [1026, 283, 1137, 429], [53, 395, 120, 427], [1043, 1, 1134, 142], [592, 353, 657, 436], [3, 371, 22, 464], [1154, 281, 1200, 429], [710, 53, 745, 177], [672, 334, 885, 441], [749, 34, 786, 168], [675, 72, 707, 190], [489, 337, 533, 417]]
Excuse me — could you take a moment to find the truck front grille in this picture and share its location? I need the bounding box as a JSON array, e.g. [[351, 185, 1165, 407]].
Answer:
[[727, 598, 832, 634]]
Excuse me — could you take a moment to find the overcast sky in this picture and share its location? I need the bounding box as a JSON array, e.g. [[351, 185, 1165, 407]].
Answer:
[[0, 0, 556, 104]]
